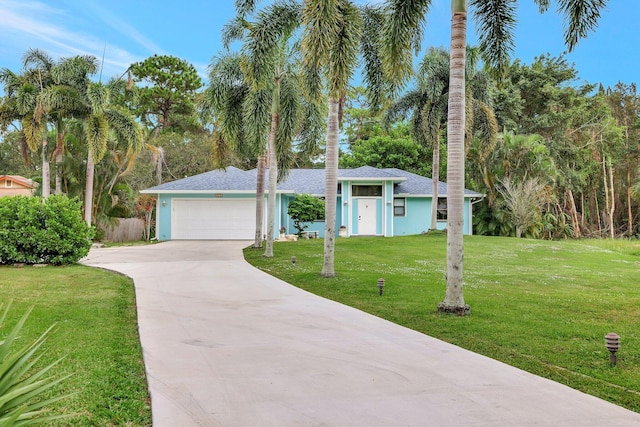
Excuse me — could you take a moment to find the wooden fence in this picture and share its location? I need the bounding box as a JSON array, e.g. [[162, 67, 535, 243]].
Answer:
[[103, 218, 145, 242]]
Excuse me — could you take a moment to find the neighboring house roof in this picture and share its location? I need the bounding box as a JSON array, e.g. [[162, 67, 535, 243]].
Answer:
[[0, 175, 37, 189], [142, 166, 484, 198]]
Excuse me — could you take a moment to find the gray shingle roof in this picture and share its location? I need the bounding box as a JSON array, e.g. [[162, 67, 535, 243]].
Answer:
[[142, 166, 484, 198], [142, 166, 257, 191]]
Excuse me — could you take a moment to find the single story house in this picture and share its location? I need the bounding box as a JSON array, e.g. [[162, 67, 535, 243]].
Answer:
[[141, 165, 484, 241], [0, 175, 38, 197]]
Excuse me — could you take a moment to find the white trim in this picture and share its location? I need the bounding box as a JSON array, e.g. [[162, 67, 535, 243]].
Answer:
[[140, 189, 296, 195], [338, 176, 406, 182]]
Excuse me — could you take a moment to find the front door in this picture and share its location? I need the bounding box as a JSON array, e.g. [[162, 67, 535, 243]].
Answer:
[[357, 198, 377, 235]]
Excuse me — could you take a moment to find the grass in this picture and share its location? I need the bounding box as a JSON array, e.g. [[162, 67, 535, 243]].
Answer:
[[0, 265, 151, 426], [244, 233, 640, 412]]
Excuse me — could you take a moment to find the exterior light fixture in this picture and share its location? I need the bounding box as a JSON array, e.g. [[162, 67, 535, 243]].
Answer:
[[161, 200, 167, 207], [377, 278, 385, 296], [605, 332, 620, 366], [291, 256, 297, 267]]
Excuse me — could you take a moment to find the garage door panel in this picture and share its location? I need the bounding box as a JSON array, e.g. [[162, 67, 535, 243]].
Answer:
[[172, 199, 256, 240]]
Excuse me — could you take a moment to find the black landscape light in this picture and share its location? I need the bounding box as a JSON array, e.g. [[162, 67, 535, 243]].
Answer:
[[291, 256, 297, 267], [605, 332, 620, 366], [377, 278, 385, 296]]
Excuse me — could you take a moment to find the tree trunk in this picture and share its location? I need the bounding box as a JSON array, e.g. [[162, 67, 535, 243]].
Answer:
[[264, 79, 281, 258], [438, 1, 469, 315], [53, 122, 65, 194], [627, 164, 633, 236], [608, 158, 615, 239], [84, 153, 95, 226], [430, 130, 440, 230], [41, 138, 50, 198], [156, 146, 164, 186], [321, 98, 340, 277], [254, 153, 266, 248], [594, 187, 602, 237], [602, 156, 609, 236], [567, 188, 581, 238]]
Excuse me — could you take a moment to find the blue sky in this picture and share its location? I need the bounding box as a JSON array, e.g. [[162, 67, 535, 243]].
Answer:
[[0, 0, 637, 89]]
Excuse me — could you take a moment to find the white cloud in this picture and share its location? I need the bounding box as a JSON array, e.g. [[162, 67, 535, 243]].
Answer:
[[83, 0, 165, 54], [0, 0, 159, 79]]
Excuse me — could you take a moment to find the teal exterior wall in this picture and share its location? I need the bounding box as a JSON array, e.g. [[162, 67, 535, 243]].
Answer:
[[154, 189, 477, 241], [157, 194, 173, 241], [392, 197, 430, 236]]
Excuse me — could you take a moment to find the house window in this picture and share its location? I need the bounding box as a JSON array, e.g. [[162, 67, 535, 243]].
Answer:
[[4, 180, 13, 188], [393, 198, 405, 216], [437, 197, 447, 221], [352, 185, 382, 197]]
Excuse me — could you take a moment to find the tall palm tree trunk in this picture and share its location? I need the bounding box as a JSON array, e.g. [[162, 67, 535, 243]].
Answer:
[[41, 138, 50, 198], [438, 0, 469, 315], [53, 122, 64, 194], [430, 131, 440, 230], [84, 153, 95, 226], [321, 98, 340, 277], [264, 80, 281, 258], [254, 153, 266, 248]]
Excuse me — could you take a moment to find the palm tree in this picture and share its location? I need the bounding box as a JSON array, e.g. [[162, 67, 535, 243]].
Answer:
[[0, 57, 51, 196], [226, 1, 323, 257], [32, 52, 99, 195], [203, 52, 270, 248], [83, 82, 142, 226], [302, 0, 362, 277], [383, 0, 609, 314], [386, 46, 496, 231]]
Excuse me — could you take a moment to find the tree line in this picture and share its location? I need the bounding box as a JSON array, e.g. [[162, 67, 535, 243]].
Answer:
[[0, 1, 617, 315]]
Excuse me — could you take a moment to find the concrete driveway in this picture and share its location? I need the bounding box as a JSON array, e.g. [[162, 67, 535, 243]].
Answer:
[[82, 241, 640, 426]]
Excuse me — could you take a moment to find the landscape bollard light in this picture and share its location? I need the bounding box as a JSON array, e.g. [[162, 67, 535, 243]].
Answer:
[[291, 256, 297, 267], [605, 332, 620, 367], [377, 278, 385, 296]]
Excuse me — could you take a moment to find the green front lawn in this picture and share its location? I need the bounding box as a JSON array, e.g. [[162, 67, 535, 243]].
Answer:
[[244, 233, 640, 412], [0, 265, 151, 426]]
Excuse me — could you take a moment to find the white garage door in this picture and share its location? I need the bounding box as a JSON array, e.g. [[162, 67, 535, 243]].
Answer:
[[172, 199, 256, 240]]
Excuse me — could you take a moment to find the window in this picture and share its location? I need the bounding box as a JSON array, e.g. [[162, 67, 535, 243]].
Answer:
[[352, 185, 382, 197], [393, 198, 405, 216], [437, 197, 447, 221], [4, 180, 13, 188]]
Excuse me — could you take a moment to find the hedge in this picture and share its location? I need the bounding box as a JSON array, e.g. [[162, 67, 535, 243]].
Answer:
[[0, 195, 94, 265]]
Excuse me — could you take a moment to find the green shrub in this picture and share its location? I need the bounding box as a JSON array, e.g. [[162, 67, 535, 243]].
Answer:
[[287, 194, 325, 236], [0, 196, 94, 265]]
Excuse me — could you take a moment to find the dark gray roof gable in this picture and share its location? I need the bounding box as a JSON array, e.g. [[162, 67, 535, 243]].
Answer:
[[142, 166, 484, 198]]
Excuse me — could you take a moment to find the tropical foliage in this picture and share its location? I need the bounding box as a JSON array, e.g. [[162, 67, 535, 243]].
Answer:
[[0, 195, 93, 265], [0, 303, 72, 426]]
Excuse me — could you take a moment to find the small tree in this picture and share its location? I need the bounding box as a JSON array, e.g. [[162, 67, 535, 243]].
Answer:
[[287, 194, 325, 237], [497, 177, 548, 238]]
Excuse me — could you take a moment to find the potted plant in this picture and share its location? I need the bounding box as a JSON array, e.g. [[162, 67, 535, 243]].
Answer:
[[339, 225, 347, 238], [279, 226, 287, 238]]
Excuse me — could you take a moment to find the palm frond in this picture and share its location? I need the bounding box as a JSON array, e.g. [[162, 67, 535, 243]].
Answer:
[[86, 82, 110, 114], [326, 1, 362, 98], [20, 116, 45, 152], [381, 0, 431, 94], [470, 0, 517, 79], [84, 114, 109, 162], [557, 0, 608, 51], [222, 16, 249, 49], [242, 87, 271, 154], [241, 0, 301, 88], [360, 4, 391, 112]]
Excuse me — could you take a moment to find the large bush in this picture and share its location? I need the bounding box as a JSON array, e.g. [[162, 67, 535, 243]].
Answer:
[[287, 194, 325, 236], [0, 195, 94, 265]]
